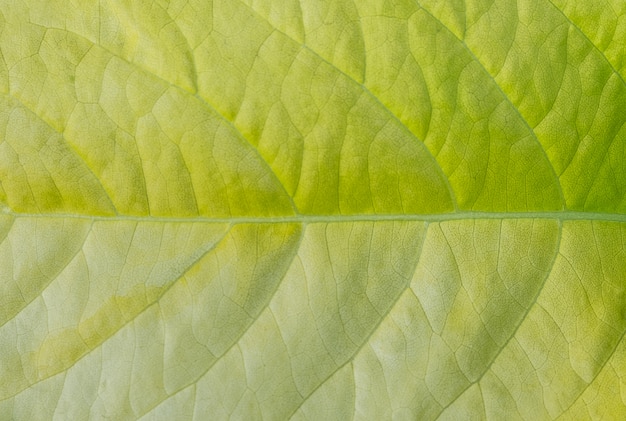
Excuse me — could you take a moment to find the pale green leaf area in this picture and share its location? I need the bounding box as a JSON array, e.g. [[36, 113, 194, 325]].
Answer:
[[0, 0, 626, 419]]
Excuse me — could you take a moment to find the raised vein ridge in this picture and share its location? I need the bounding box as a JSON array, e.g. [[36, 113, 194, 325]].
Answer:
[[3, 209, 626, 224]]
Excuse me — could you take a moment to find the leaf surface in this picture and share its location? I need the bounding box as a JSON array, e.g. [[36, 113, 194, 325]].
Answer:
[[1, 0, 626, 419]]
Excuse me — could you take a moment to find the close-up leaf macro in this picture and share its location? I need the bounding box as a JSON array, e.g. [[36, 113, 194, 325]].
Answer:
[[1, 0, 625, 419]]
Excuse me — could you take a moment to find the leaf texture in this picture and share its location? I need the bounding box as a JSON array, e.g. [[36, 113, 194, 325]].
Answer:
[[1, 0, 626, 419]]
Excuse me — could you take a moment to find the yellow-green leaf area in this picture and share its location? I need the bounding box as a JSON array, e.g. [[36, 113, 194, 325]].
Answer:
[[1, 0, 626, 420]]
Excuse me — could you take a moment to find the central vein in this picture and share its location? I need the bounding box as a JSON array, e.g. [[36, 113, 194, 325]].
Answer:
[[3, 210, 626, 224]]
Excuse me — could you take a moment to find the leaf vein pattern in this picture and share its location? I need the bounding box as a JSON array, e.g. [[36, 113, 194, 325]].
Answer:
[[0, 219, 93, 331], [433, 220, 563, 418], [18, 22, 298, 216], [545, 0, 626, 87], [0, 223, 232, 403], [132, 224, 306, 421], [285, 222, 430, 419], [0, 91, 119, 214], [237, 0, 459, 210], [415, 1, 566, 209]]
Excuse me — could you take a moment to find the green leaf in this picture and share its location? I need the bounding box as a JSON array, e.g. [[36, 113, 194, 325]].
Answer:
[[1, 0, 625, 419]]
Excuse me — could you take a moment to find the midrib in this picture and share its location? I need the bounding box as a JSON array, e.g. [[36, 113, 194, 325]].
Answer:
[[4, 210, 626, 224]]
